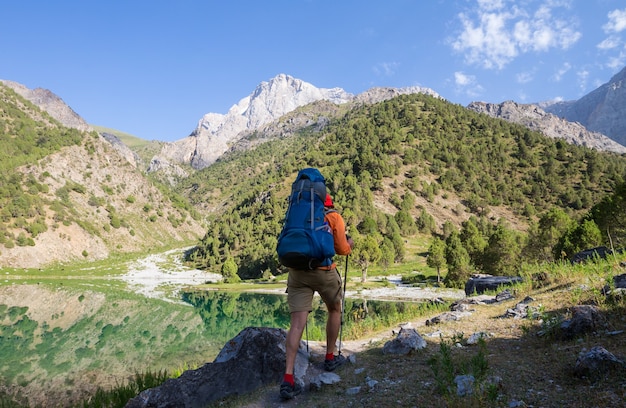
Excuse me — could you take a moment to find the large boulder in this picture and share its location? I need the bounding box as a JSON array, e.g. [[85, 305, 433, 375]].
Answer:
[[464, 274, 522, 296], [570, 246, 613, 264], [125, 327, 302, 408]]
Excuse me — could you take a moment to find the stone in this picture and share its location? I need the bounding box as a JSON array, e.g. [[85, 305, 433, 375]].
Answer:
[[559, 305, 607, 340], [574, 346, 625, 377], [465, 274, 523, 296], [125, 327, 300, 408], [382, 326, 427, 354]]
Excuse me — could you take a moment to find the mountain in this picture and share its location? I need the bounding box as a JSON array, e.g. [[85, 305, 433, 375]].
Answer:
[[467, 100, 626, 154], [178, 92, 626, 279], [149, 74, 441, 172], [0, 79, 91, 132], [540, 66, 626, 147], [4, 69, 626, 271], [0, 82, 205, 269]]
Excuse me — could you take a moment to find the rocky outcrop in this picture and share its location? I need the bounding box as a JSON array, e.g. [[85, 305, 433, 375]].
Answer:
[[382, 324, 427, 354], [354, 85, 440, 104], [156, 74, 354, 170], [0, 79, 91, 132], [542, 66, 626, 147], [0, 80, 141, 170], [125, 327, 307, 408], [467, 100, 626, 154], [101, 132, 141, 168]]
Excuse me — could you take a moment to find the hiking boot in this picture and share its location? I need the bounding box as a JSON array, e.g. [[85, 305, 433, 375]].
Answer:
[[324, 353, 347, 371], [280, 381, 302, 400]]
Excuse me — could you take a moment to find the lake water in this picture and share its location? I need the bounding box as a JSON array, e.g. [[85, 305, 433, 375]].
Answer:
[[0, 280, 447, 407]]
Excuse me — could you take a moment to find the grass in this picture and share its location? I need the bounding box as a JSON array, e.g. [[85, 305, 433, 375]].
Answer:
[[204, 256, 626, 407], [80, 370, 171, 408]]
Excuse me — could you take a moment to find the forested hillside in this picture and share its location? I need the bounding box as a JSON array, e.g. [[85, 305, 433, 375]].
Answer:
[[179, 94, 626, 284], [0, 84, 205, 268]]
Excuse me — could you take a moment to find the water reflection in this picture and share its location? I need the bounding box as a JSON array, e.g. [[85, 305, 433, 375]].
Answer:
[[182, 291, 446, 344]]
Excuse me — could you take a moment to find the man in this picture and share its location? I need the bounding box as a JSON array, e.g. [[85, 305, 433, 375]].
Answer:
[[280, 193, 354, 400]]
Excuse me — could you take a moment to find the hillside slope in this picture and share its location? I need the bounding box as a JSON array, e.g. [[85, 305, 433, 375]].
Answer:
[[0, 85, 205, 268]]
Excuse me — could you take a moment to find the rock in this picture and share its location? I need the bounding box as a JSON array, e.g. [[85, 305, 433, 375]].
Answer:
[[574, 346, 626, 377], [152, 74, 440, 171], [570, 246, 615, 264], [426, 311, 472, 326], [346, 386, 361, 395], [467, 332, 493, 345], [559, 305, 608, 340], [310, 372, 341, 391], [542, 66, 626, 147], [465, 274, 523, 296], [454, 374, 475, 396], [501, 297, 536, 319], [125, 327, 299, 408], [495, 289, 515, 302], [0, 80, 91, 131], [382, 326, 427, 354], [602, 273, 626, 295]]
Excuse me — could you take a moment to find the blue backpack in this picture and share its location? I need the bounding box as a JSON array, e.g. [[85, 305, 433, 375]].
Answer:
[[277, 168, 335, 269]]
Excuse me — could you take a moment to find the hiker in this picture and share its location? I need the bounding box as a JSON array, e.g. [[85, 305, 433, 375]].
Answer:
[[280, 193, 354, 400]]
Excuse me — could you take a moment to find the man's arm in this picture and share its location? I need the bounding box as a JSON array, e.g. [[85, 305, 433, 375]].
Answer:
[[326, 212, 353, 256]]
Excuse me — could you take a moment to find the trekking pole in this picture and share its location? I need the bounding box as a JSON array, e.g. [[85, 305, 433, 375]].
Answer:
[[305, 314, 309, 354], [338, 254, 349, 356]]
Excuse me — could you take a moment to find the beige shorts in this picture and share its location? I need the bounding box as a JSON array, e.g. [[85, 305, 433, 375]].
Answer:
[[287, 267, 343, 313]]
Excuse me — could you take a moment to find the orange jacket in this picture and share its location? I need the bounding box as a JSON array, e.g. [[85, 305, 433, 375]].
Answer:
[[325, 210, 352, 256]]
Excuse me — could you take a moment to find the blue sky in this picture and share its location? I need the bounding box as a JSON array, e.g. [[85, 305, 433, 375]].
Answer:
[[2, 0, 626, 142]]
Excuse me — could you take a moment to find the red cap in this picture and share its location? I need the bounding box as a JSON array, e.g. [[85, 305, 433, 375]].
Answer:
[[324, 194, 334, 207]]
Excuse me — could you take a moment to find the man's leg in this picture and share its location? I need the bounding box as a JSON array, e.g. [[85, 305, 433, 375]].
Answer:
[[325, 300, 342, 356], [285, 310, 308, 376]]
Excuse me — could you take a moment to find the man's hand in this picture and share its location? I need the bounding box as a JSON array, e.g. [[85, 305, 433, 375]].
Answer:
[[347, 236, 354, 249]]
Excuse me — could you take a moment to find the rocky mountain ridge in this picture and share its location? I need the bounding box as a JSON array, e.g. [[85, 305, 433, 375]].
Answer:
[[150, 74, 442, 172], [467, 100, 626, 154], [149, 71, 626, 179], [541, 66, 626, 146], [0, 79, 91, 132]]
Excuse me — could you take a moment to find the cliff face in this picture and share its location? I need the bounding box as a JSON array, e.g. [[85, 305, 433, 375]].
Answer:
[[542, 66, 626, 147], [155, 74, 354, 170]]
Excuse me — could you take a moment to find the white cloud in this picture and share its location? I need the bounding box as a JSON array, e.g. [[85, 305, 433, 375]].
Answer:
[[516, 71, 534, 84], [450, 0, 581, 70], [577, 69, 589, 92], [454, 71, 474, 86], [603, 9, 626, 33], [553, 63, 571, 81], [476, 0, 506, 12], [598, 9, 626, 70], [453, 71, 484, 98], [597, 35, 621, 50], [606, 50, 626, 70], [373, 62, 399, 77]]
